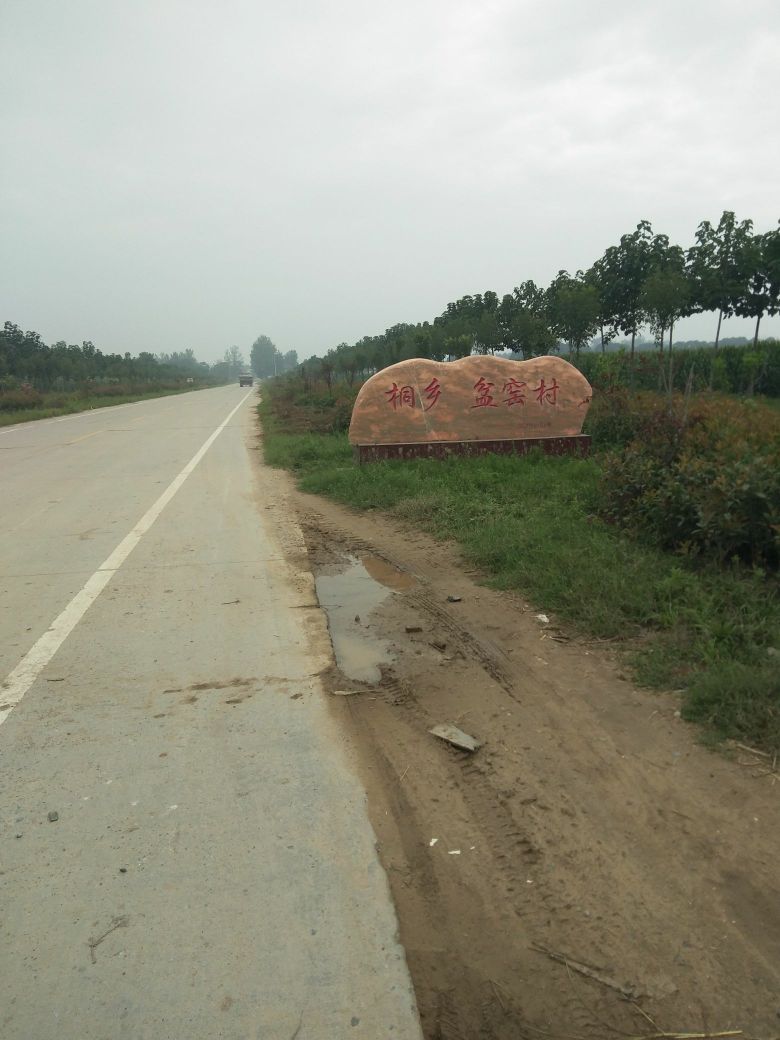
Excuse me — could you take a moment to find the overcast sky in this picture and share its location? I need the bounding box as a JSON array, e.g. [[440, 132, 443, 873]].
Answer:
[[2, 0, 778, 363]]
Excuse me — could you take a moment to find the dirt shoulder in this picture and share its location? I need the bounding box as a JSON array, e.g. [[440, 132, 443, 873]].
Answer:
[[293, 488, 780, 1040]]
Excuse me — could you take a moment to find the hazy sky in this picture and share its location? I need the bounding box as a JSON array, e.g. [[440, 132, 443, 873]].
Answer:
[[2, 0, 778, 362]]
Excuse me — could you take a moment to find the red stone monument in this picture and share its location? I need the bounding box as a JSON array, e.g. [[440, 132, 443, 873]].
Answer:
[[349, 355, 592, 462]]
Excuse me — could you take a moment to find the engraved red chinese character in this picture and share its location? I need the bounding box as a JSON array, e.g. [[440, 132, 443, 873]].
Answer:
[[385, 382, 416, 409], [472, 376, 497, 408], [532, 377, 559, 405], [502, 378, 527, 407], [423, 378, 441, 411]]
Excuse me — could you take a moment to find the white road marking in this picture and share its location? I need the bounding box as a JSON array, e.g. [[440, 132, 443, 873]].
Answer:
[[0, 392, 251, 727]]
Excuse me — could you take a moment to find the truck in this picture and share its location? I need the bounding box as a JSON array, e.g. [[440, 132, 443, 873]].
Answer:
[[239, 373, 254, 387]]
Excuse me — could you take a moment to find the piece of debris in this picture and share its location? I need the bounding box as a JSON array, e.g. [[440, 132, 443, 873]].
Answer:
[[119, 867, 127, 874], [354, 615, 361, 624], [88, 915, 129, 964], [448, 849, 461, 855], [405, 625, 422, 633], [429, 838, 438, 847], [45, 677, 66, 682], [47, 811, 59, 823], [446, 595, 462, 603], [221, 599, 240, 605], [331, 689, 361, 697], [430, 640, 447, 652], [531, 942, 640, 1000], [535, 613, 550, 624], [430, 723, 481, 753]]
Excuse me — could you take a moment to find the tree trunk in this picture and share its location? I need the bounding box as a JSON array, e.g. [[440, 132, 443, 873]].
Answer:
[[669, 318, 674, 355], [600, 326, 605, 352], [714, 308, 723, 351], [630, 330, 636, 360], [753, 313, 762, 349]]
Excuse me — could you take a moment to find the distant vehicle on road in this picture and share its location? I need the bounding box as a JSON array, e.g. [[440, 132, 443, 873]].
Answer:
[[239, 373, 254, 387]]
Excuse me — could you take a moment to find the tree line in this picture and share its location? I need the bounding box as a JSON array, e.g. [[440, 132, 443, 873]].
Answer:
[[0, 322, 249, 390], [0, 323, 304, 391], [298, 212, 779, 388]]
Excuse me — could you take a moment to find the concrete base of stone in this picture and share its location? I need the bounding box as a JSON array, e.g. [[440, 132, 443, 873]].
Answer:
[[354, 434, 591, 463]]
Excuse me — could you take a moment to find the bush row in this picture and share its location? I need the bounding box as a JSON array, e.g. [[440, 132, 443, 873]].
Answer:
[[596, 394, 780, 570], [576, 339, 780, 397]]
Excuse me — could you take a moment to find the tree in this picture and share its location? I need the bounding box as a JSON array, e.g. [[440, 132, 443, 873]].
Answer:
[[250, 335, 278, 378], [223, 345, 245, 380], [505, 281, 556, 358], [546, 271, 600, 358], [642, 234, 691, 355], [599, 220, 654, 358], [584, 262, 618, 351], [688, 211, 754, 351], [641, 269, 691, 357], [735, 223, 780, 348]]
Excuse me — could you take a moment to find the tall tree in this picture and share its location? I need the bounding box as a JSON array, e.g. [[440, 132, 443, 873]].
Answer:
[[687, 211, 754, 351], [507, 281, 557, 358], [546, 271, 600, 359], [641, 269, 691, 356], [735, 223, 780, 348], [250, 335, 278, 378], [224, 345, 245, 379], [599, 220, 654, 358]]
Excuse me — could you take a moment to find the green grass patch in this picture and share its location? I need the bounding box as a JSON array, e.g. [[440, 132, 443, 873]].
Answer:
[[0, 385, 211, 427], [258, 392, 779, 752]]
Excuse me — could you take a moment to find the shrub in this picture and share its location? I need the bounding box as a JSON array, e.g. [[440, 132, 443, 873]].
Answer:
[[600, 396, 780, 569], [0, 386, 44, 411]]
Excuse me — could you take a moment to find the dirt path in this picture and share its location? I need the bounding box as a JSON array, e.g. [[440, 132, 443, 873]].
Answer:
[[292, 488, 780, 1040]]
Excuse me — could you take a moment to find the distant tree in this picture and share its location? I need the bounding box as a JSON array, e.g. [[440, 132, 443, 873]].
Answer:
[[319, 351, 336, 391], [504, 281, 556, 358], [642, 234, 692, 355], [223, 345, 245, 380], [584, 263, 618, 351], [282, 349, 298, 372], [250, 335, 278, 378], [735, 223, 780, 348], [599, 220, 654, 358], [641, 269, 691, 357], [687, 211, 754, 351], [546, 271, 600, 359]]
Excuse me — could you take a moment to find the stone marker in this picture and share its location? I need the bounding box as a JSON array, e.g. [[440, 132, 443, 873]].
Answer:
[[349, 355, 592, 462]]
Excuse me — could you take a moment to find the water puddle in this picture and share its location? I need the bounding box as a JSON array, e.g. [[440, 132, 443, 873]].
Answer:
[[362, 555, 417, 592], [315, 555, 415, 683]]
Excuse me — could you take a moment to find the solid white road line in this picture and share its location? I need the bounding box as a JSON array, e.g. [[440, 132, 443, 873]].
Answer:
[[0, 391, 252, 727]]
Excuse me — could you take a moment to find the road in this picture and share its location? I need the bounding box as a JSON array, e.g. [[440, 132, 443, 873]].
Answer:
[[0, 388, 422, 1040]]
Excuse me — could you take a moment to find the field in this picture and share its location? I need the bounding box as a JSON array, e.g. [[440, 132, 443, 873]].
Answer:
[[260, 378, 780, 752]]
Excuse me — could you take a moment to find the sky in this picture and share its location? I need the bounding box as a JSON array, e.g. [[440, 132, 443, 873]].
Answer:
[[1, 0, 778, 363]]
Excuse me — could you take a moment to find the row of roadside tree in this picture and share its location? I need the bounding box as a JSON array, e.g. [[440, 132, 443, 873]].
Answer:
[[296, 212, 779, 393]]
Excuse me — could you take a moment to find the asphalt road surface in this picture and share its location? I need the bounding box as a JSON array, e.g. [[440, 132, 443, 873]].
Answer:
[[0, 388, 422, 1040]]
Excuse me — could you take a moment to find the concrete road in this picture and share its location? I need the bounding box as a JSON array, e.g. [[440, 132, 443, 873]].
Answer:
[[0, 388, 422, 1040]]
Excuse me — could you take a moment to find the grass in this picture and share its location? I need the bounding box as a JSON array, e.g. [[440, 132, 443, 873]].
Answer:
[[259, 392, 780, 752], [0, 385, 212, 427]]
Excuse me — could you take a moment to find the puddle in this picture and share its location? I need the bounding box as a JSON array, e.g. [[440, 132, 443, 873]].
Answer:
[[315, 555, 414, 683], [361, 555, 417, 592]]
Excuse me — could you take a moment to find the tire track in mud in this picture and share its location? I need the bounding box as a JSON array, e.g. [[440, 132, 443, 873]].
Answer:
[[297, 507, 701, 1040]]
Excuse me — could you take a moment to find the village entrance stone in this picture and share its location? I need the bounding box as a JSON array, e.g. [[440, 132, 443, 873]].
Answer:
[[349, 355, 592, 462]]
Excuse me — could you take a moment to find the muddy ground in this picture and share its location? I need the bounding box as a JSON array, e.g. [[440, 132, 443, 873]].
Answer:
[[290, 486, 780, 1040]]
